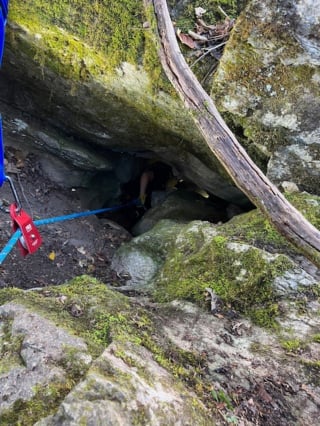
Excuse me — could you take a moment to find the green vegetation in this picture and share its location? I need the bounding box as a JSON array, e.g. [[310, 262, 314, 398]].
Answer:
[[312, 334, 320, 344], [154, 230, 291, 328], [211, 389, 233, 410], [9, 0, 145, 73], [280, 338, 306, 353], [153, 193, 319, 328]]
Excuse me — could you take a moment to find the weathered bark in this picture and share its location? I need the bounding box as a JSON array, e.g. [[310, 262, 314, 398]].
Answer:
[[152, 0, 320, 267]]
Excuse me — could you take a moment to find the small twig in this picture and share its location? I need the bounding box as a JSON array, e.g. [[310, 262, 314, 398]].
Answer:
[[190, 42, 226, 68], [201, 62, 219, 86], [188, 30, 208, 42], [205, 287, 218, 311], [208, 34, 230, 41]]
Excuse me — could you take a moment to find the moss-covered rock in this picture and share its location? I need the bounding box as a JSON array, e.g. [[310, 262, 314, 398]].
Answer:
[[212, 0, 320, 194], [0, 276, 213, 425], [112, 192, 320, 328], [1, 0, 248, 205]]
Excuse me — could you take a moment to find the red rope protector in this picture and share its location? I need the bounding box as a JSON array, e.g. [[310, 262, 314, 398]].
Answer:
[[10, 203, 42, 256]]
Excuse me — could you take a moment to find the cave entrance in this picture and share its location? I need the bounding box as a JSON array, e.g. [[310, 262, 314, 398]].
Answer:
[[95, 157, 180, 231], [88, 153, 242, 234]]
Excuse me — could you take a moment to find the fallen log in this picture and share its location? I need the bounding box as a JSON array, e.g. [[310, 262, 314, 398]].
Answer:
[[152, 0, 320, 267]]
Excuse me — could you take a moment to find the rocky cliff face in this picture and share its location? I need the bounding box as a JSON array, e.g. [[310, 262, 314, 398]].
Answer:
[[0, 0, 247, 208], [212, 0, 320, 194]]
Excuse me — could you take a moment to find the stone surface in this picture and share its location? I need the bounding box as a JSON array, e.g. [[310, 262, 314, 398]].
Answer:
[[1, 273, 320, 425], [36, 342, 208, 426], [132, 189, 228, 236], [212, 0, 320, 195], [111, 220, 184, 290], [0, 303, 91, 414]]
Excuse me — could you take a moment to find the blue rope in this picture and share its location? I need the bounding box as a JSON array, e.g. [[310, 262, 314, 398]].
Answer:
[[0, 228, 21, 263], [0, 198, 140, 265]]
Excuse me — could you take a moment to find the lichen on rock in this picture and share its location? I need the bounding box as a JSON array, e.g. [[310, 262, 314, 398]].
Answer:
[[212, 0, 320, 194]]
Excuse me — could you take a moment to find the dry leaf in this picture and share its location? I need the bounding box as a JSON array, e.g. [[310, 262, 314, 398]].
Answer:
[[176, 29, 196, 49], [48, 251, 56, 261]]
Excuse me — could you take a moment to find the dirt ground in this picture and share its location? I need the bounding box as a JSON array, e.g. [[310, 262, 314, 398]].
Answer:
[[0, 146, 132, 290]]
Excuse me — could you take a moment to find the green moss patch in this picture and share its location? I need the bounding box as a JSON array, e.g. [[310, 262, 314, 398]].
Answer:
[[154, 231, 290, 328], [0, 382, 76, 426], [152, 193, 319, 328], [224, 193, 320, 251], [9, 0, 145, 74]]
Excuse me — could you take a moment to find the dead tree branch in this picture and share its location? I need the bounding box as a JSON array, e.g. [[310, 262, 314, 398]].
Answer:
[[152, 0, 320, 267]]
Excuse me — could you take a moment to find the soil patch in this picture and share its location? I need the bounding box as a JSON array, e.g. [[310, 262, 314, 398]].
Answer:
[[0, 147, 131, 289]]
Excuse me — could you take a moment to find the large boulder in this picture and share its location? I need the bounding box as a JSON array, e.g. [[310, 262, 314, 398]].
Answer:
[[0, 1, 247, 206], [212, 0, 320, 194], [111, 192, 320, 321]]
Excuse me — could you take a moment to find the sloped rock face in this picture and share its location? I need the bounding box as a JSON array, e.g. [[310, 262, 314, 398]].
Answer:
[[212, 0, 320, 194], [0, 279, 212, 425], [37, 341, 207, 426], [0, 1, 247, 207], [0, 303, 91, 413]]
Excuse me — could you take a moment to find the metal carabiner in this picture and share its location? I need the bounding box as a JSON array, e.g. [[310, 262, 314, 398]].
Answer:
[[5, 175, 22, 212]]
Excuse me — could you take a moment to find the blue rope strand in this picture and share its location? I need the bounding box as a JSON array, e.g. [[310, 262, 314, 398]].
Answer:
[[0, 229, 21, 264], [34, 199, 138, 226], [0, 198, 140, 265]]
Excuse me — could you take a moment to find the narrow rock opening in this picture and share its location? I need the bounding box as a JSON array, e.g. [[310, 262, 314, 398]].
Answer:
[[80, 152, 252, 235]]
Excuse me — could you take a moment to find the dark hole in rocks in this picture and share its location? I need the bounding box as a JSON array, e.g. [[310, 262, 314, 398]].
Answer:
[[89, 155, 252, 233], [0, 146, 252, 289]]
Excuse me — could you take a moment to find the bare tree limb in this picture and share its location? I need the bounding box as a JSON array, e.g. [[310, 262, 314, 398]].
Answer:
[[152, 0, 320, 267]]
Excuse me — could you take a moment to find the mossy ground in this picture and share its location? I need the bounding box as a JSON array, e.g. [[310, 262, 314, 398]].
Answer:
[[154, 232, 289, 328]]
